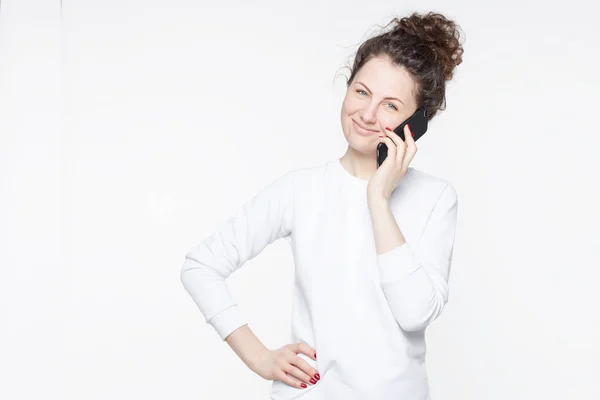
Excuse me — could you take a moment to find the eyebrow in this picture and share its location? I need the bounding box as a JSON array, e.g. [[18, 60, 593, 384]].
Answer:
[[355, 81, 405, 106]]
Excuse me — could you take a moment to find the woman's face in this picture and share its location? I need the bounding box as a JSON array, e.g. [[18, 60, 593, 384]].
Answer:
[[340, 56, 418, 154]]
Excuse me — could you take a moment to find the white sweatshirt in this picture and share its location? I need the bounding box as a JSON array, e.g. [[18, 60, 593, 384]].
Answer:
[[181, 157, 458, 400]]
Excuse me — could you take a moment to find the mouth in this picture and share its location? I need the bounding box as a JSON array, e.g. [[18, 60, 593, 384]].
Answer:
[[352, 120, 380, 136]]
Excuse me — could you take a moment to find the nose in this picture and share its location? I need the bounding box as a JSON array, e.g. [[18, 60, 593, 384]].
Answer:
[[360, 101, 378, 125]]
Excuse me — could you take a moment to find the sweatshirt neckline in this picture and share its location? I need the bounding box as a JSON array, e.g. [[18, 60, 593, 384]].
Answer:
[[332, 158, 370, 187], [330, 157, 417, 197]]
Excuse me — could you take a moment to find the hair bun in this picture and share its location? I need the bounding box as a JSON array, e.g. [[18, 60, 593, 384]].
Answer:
[[391, 12, 464, 80]]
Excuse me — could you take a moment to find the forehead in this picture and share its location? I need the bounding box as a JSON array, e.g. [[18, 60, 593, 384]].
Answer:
[[354, 57, 417, 101]]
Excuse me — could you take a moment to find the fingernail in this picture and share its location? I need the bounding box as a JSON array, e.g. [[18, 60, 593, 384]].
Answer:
[[385, 127, 392, 131], [301, 383, 307, 388], [314, 352, 317, 359], [314, 373, 320, 380], [310, 378, 317, 384]]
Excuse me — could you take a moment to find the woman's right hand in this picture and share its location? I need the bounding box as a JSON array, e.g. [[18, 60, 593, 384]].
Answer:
[[251, 343, 320, 389]]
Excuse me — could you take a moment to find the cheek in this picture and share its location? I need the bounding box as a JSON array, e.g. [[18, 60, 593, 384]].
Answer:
[[341, 95, 360, 114], [380, 117, 397, 130], [380, 110, 405, 127], [345, 100, 360, 114], [340, 100, 350, 115]]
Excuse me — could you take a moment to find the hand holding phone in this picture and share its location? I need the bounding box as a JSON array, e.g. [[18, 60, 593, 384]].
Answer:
[[376, 106, 428, 168]]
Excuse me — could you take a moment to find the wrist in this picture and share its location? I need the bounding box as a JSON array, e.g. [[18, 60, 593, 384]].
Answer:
[[250, 345, 269, 366], [367, 193, 389, 210], [225, 324, 268, 370]]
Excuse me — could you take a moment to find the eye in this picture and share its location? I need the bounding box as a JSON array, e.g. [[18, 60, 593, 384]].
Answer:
[[355, 89, 398, 111]]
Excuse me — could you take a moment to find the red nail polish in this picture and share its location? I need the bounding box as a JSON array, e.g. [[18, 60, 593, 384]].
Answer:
[[385, 127, 391, 131], [314, 373, 320, 380], [310, 378, 317, 384], [301, 383, 307, 388], [314, 352, 317, 359]]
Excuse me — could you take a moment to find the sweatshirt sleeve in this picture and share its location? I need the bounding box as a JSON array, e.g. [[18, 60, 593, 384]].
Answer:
[[376, 183, 458, 332], [180, 170, 295, 341]]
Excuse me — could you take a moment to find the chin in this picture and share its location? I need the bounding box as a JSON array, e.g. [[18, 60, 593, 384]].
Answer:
[[347, 137, 378, 156], [343, 124, 377, 155]]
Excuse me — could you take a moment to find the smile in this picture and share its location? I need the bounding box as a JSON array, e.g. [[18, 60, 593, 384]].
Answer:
[[352, 120, 380, 136]]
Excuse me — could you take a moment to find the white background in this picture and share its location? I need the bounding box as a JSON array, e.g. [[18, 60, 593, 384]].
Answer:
[[1, 0, 599, 399]]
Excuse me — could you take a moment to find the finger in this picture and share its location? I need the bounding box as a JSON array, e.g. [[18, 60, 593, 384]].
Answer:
[[379, 137, 396, 162], [404, 123, 415, 148], [392, 126, 409, 162], [402, 124, 417, 170], [405, 124, 417, 149], [281, 360, 314, 386], [294, 342, 317, 361], [384, 126, 405, 150], [402, 143, 417, 170], [274, 369, 307, 389], [404, 124, 415, 146], [291, 343, 320, 383], [288, 353, 319, 384]]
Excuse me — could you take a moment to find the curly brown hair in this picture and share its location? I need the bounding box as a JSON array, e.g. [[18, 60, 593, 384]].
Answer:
[[342, 11, 465, 120]]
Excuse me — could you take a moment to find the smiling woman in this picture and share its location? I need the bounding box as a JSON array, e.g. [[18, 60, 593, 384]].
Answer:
[[338, 12, 464, 181], [181, 10, 465, 400]]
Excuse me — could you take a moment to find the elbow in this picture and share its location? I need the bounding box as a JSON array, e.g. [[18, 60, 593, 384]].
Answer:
[[180, 265, 191, 288], [180, 259, 195, 295], [180, 257, 197, 286], [396, 292, 448, 332], [397, 313, 431, 332], [179, 257, 218, 292], [398, 317, 434, 332]]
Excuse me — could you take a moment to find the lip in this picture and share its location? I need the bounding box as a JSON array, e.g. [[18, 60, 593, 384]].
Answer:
[[352, 120, 380, 136]]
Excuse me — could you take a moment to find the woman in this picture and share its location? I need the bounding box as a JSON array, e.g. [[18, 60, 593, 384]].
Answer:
[[181, 11, 464, 400]]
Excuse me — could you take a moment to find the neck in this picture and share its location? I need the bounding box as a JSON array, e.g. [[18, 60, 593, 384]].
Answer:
[[339, 146, 378, 181]]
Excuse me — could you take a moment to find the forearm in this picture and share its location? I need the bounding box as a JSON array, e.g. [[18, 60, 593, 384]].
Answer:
[[225, 324, 268, 370], [368, 197, 406, 255], [368, 196, 441, 331]]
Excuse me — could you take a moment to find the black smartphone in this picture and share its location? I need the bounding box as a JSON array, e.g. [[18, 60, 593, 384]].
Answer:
[[376, 106, 428, 168]]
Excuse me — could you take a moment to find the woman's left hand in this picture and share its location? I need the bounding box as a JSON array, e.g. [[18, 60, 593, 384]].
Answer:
[[367, 123, 417, 207]]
